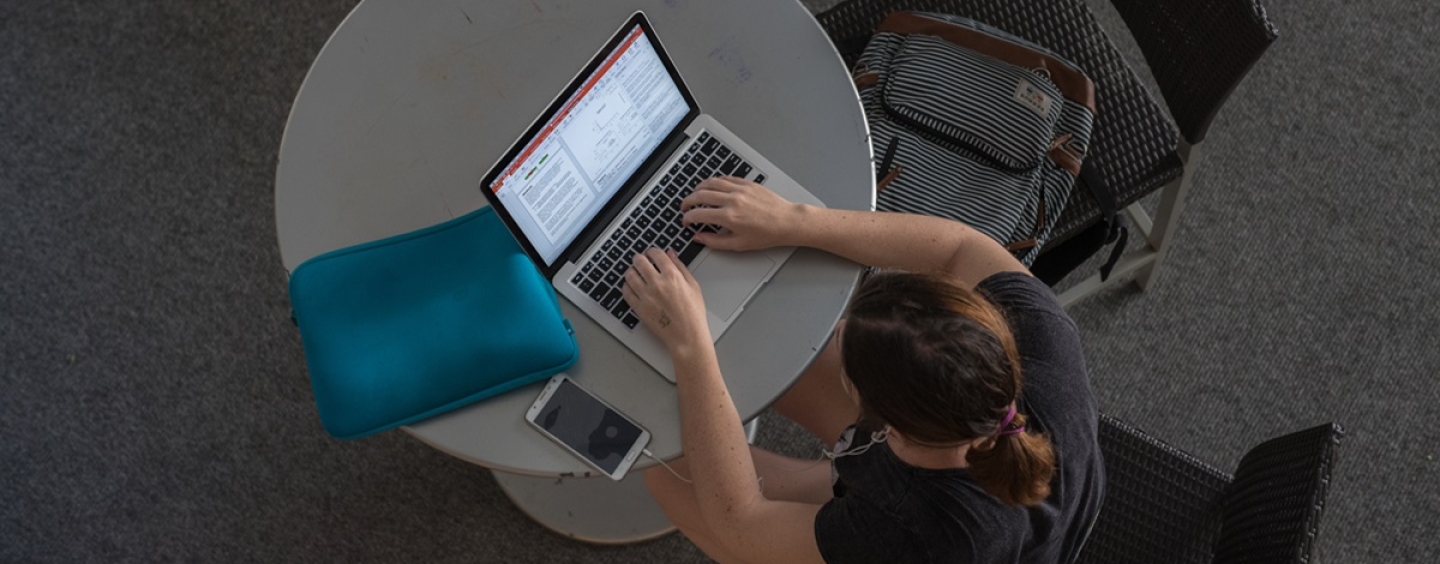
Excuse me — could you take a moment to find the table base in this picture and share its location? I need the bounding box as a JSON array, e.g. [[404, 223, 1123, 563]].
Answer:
[[492, 469, 676, 545]]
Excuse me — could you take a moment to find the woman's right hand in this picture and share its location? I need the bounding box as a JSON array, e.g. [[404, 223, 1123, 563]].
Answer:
[[680, 177, 805, 252]]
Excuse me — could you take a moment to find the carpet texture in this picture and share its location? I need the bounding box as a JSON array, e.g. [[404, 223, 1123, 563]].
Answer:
[[2, 0, 1435, 562]]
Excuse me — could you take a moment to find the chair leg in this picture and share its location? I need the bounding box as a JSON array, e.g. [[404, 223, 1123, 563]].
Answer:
[[1134, 141, 1203, 290], [1056, 247, 1158, 307], [1057, 142, 1201, 308]]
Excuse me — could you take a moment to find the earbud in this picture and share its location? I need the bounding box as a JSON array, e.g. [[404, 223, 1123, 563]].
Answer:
[[824, 426, 890, 459]]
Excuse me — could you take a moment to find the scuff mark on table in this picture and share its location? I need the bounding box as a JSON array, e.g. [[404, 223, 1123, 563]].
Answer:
[[366, 93, 407, 134], [708, 38, 754, 83]]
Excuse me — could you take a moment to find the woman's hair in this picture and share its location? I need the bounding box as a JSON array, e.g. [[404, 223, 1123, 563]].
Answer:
[[840, 271, 1056, 506]]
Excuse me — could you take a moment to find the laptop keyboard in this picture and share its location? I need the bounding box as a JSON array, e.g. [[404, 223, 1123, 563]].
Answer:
[[569, 131, 765, 330]]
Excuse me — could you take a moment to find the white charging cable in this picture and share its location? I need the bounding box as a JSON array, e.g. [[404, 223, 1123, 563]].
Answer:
[[642, 448, 693, 483]]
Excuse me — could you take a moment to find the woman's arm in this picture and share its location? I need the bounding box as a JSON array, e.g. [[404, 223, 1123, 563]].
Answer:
[[681, 177, 1029, 289], [622, 248, 826, 564]]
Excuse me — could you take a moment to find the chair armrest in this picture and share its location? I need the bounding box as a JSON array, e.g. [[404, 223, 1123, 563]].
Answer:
[[1108, 0, 1280, 144], [1076, 414, 1232, 564], [1212, 423, 1344, 564]]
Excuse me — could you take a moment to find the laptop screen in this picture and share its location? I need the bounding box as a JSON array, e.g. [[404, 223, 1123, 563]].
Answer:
[[486, 22, 691, 266]]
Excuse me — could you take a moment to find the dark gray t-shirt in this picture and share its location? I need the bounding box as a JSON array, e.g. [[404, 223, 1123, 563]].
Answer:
[[814, 272, 1104, 564]]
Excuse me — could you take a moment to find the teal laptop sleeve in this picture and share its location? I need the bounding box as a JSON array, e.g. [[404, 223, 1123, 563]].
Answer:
[[288, 206, 578, 440]]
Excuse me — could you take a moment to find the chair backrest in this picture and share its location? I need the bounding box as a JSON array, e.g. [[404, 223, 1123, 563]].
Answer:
[[1213, 423, 1344, 564], [1108, 0, 1280, 144], [1077, 415, 1343, 564], [1076, 414, 1231, 564]]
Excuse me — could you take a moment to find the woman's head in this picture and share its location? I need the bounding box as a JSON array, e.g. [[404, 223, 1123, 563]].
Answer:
[[840, 271, 1055, 506]]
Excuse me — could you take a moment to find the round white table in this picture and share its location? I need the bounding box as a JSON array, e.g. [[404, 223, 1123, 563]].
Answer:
[[276, 0, 873, 544]]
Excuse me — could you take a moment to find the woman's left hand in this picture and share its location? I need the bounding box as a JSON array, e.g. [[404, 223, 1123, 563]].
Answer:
[[622, 248, 711, 354]]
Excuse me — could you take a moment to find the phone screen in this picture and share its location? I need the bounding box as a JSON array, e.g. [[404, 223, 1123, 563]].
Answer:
[[534, 379, 646, 475]]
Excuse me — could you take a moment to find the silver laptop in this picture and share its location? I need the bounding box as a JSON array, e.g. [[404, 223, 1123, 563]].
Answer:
[[478, 11, 824, 382]]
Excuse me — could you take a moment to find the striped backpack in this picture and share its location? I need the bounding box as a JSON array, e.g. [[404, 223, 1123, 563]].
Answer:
[[854, 12, 1097, 266]]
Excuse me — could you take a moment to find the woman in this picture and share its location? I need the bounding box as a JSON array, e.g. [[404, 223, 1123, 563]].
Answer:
[[622, 176, 1103, 564]]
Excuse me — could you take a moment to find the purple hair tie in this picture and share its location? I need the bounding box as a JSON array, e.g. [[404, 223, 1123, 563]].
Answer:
[[997, 405, 1026, 436]]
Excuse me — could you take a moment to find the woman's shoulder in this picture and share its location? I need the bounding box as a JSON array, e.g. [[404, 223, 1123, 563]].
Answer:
[[974, 272, 1074, 329], [975, 272, 1084, 378]]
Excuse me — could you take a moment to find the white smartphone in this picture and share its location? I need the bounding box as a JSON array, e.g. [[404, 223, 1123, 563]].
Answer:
[[526, 374, 651, 481]]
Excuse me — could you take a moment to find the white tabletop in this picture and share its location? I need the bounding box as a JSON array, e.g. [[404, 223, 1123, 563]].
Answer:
[[276, 0, 873, 476]]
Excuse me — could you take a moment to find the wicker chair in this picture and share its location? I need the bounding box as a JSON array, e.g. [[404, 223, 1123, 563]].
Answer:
[[1078, 415, 1343, 564], [813, 0, 1279, 306]]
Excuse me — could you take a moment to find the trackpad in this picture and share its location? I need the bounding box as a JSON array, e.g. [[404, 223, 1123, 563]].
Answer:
[[692, 251, 777, 323]]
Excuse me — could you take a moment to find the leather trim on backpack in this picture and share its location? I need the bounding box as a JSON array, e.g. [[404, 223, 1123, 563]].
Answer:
[[1048, 133, 1083, 176], [876, 164, 903, 193], [877, 12, 1096, 113], [1005, 196, 1049, 253], [854, 70, 880, 90]]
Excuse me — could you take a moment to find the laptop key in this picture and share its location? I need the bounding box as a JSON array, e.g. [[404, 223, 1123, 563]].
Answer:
[[706, 155, 723, 169], [600, 288, 624, 311], [604, 271, 621, 286], [679, 242, 705, 265], [668, 237, 686, 252], [717, 145, 732, 160], [621, 313, 640, 330], [754, 174, 766, 184], [735, 162, 753, 179], [682, 163, 698, 177], [598, 257, 614, 272], [720, 154, 741, 175], [590, 282, 610, 302], [698, 131, 710, 143], [571, 272, 585, 285], [635, 216, 652, 230], [578, 278, 595, 293], [610, 301, 630, 319], [702, 138, 720, 154]]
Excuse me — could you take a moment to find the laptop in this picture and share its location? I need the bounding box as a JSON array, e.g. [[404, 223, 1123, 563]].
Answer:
[[478, 11, 824, 383]]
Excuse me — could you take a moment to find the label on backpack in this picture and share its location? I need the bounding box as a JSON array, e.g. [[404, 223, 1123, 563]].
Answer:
[[1013, 79, 1054, 118]]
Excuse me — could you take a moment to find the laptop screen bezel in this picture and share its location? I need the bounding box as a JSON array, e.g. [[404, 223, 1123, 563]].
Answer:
[[477, 11, 700, 280]]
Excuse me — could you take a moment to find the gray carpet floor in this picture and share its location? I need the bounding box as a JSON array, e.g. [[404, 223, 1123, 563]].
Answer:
[[2, 0, 1436, 562]]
